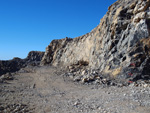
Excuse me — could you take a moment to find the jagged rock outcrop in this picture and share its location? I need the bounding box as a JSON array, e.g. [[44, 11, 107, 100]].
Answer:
[[41, 0, 150, 82], [0, 51, 44, 76], [26, 51, 45, 64]]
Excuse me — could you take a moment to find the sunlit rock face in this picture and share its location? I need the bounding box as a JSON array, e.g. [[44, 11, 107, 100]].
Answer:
[[41, 0, 150, 81]]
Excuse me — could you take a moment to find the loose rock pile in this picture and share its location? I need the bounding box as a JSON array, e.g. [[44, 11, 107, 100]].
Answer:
[[0, 73, 13, 83], [0, 104, 33, 113], [63, 61, 124, 87], [63, 60, 150, 87]]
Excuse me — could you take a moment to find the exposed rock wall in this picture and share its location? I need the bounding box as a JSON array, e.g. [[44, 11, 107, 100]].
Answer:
[[41, 0, 150, 81], [41, 31, 95, 66], [26, 51, 45, 63], [0, 51, 44, 76]]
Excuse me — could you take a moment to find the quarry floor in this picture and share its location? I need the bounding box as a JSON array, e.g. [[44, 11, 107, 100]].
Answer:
[[0, 66, 150, 113]]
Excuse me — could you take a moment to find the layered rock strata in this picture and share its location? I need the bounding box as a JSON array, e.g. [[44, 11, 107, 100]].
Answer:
[[41, 0, 150, 82]]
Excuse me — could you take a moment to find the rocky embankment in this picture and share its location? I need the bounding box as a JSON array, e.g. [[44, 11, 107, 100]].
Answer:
[[41, 0, 150, 84], [0, 51, 44, 76]]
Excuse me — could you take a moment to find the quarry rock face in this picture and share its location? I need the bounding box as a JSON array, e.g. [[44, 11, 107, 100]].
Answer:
[[0, 51, 44, 76], [41, 0, 150, 82]]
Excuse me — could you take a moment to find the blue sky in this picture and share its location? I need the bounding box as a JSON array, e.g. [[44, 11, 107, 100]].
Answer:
[[0, 0, 116, 60]]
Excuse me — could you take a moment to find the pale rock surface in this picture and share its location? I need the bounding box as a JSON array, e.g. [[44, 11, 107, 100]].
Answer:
[[41, 0, 150, 82]]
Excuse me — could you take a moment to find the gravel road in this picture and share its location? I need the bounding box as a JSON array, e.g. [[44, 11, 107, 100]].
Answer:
[[0, 66, 150, 113]]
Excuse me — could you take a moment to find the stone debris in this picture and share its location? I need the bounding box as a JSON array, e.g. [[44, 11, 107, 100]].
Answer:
[[0, 104, 33, 113], [63, 64, 124, 87], [0, 73, 13, 83], [63, 63, 150, 87]]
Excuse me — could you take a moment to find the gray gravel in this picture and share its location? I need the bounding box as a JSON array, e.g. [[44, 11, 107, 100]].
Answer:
[[0, 66, 150, 113]]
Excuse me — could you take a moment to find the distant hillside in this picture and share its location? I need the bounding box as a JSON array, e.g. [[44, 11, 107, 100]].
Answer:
[[0, 51, 44, 76]]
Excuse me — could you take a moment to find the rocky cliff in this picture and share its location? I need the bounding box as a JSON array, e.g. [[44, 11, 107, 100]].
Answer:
[[0, 51, 44, 76], [41, 0, 150, 82]]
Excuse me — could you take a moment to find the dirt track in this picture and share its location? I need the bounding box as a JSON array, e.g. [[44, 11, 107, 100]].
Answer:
[[0, 66, 150, 113]]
